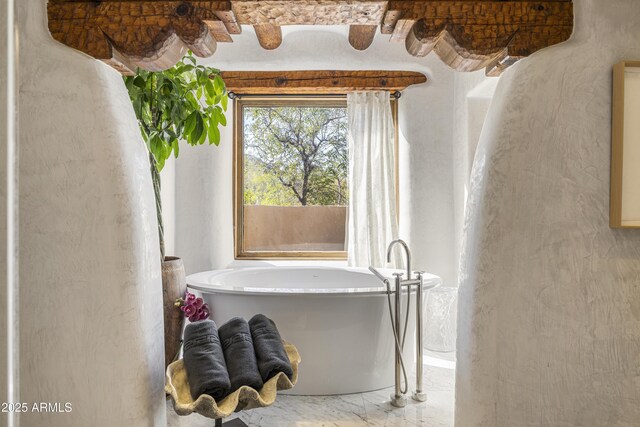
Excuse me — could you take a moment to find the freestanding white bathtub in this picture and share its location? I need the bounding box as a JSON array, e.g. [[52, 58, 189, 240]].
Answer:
[[187, 266, 441, 395]]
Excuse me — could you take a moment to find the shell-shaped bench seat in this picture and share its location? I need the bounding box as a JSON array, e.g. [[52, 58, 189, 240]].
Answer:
[[165, 341, 300, 419]]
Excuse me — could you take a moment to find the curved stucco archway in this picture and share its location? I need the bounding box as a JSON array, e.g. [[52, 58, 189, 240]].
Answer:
[[456, 0, 640, 425], [4, 3, 167, 426]]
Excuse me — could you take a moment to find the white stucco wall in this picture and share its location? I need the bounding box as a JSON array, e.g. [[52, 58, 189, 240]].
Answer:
[[162, 156, 177, 256], [456, 0, 640, 425], [170, 27, 459, 288], [6, 2, 166, 426], [399, 71, 456, 288], [452, 73, 497, 277]]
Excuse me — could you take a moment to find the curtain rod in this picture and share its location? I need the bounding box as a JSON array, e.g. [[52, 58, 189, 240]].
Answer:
[[228, 91, 402, 100]]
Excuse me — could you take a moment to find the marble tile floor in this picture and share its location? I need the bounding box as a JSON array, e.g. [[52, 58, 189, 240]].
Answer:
[[167, 351, 455, 427]]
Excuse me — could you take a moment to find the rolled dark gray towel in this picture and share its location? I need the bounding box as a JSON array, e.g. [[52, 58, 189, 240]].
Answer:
[[183, 320, 230, 401], [218, 317, 264, 394], [248, 314, 294, 382]]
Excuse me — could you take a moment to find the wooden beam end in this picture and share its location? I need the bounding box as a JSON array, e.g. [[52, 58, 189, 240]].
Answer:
[[254, 24, 282, 50], [348, 25, 377, 51]]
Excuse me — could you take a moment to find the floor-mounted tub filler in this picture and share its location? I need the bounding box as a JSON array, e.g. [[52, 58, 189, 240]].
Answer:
[[369, 239, 432, 408], [187, 262, 440, 397]]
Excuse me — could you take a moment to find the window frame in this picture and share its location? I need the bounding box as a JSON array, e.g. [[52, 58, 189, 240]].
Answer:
[[233, 95, 398, 260]]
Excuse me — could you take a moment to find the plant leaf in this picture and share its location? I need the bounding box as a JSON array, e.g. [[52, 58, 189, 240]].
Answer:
[[215, 107, 227, 126], [213, 74, 225, 94], [208, 121, 221, 146], [172, 139, 180, 158], [133, 76, 146, 88], [190, 112, 204, 145], [156, 155, 165, 172], [183, 111, 197, 137], [205, 79, 216, 99], [150, 134, 163, 161]]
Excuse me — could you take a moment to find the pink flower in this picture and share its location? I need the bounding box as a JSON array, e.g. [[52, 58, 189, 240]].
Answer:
[[177, 290, 211, 322], [182, 303, 197, 318], [185, 292, 196, 304]]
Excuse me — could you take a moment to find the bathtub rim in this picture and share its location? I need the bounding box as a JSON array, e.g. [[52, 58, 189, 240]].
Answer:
[[186, 266, 441, 296]]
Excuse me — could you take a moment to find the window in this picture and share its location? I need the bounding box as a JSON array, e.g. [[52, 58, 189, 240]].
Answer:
[[234, 96, 397, 259]]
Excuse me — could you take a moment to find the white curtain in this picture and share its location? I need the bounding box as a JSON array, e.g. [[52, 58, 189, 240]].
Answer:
[[347, 91, 401, 268]]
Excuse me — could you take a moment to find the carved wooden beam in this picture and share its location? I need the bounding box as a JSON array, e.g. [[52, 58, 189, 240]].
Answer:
[[385, 0, 574, 73], [47, 1, 238, 74], [220, 70, 427, 94], [231, 0, 387, 51], [390, 19, 415, 42], [47, 0, 573, 75], [381, 10, 401, 35], [206, 19, 234, 43], [231, 1, 388, 26]]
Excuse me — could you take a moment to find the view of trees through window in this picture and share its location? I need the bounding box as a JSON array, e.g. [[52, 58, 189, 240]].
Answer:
[[243, 106, 348, 207], [239, 102, 349, 255]]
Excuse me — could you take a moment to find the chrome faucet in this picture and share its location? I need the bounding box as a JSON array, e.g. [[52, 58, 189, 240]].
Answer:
[[387, 239, 411, 280], [370, 239, 428, 408]]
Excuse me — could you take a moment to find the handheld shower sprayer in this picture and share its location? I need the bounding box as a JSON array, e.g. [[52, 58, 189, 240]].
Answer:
[[370, 239, 428, 407], [368, 266, 388, 282]]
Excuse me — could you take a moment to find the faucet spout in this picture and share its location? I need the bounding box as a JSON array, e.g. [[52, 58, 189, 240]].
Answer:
[[386, 239, 411, 280]]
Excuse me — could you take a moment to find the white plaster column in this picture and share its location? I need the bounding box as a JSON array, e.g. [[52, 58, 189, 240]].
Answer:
[[456, 0, 640, 425], [13, 2, 166, 426], [451, 72, 497, 281]]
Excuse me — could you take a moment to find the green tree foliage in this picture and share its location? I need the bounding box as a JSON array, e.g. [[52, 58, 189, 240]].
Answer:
[[244, 158, 299, 206], [244, 106, 348, 207], [123, 52, 228, 260]]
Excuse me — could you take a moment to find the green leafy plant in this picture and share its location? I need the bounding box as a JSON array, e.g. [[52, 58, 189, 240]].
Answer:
[[124, 52, 228, 260]]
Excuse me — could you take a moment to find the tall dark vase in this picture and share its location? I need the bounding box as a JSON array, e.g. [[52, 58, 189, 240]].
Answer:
[[162, 256, 186, 369]]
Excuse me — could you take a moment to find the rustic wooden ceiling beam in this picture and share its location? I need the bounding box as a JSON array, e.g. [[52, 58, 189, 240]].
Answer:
[[214, 9, 242, 34], [220, 70, 427, 94], [47, 0, 573, 75], [231, 0, 388, 26], [206, 19, 234, 43], [381, 10, 401, 35], [390, 19, 415, 42], [385, 0, 574, 73], [47, 1, 236, 74]]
